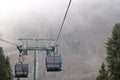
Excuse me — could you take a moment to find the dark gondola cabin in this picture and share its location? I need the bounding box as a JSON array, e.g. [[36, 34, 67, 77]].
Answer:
[[15, 64, 29, 78], [45, 55, 62, 72]]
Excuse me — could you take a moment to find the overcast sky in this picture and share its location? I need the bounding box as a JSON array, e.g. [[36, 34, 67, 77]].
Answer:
[[0, 0, 120, 37], [0, 0, 120, 55]]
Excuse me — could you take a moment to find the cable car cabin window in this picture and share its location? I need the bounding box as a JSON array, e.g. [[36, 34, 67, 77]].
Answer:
[[45, 55, 62, 72], [15, 64, 29, 78]]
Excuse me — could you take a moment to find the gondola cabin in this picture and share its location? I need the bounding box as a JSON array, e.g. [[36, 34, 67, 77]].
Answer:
[[15, 64, 29, 78], [45, 55, 62, 72]]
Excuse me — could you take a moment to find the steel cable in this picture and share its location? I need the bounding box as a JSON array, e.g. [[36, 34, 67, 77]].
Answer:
[[55, 0, 72, 44]]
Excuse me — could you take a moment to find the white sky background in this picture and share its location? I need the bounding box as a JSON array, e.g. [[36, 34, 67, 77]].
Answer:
[[0, 0, 72, 55], [0, 0, 120, 55], [0, 0, 120, 37], [0, 0, 67, 34]]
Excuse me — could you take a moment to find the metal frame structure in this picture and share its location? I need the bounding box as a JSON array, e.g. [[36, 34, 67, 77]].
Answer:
[[17, 38, 56, 80]]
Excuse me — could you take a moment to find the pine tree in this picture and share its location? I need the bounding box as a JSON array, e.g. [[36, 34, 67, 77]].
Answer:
[[0, 47, 13, 80], [96, 63, 109, 80], [106, 23, 120, 80], [0, 47, 6, 80], [96, 23, 120, 80], [5, 56, 13, 80]]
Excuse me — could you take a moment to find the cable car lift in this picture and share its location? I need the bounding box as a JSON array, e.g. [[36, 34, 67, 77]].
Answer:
[[0, 0, 72, 79], [14, 38, 62, 79], [15, 64, 29, 77], [45, 45, 62, 72], [15, 53, 29, 78]]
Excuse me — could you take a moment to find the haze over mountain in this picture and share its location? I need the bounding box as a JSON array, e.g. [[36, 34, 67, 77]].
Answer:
[[0, 0, 120, 80]]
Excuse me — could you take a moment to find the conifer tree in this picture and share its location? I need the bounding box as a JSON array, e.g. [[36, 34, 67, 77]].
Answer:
[[0, 47, 13, 80], [106, 23, 120, 80], [96, 23, 120, 80], [0, 47, 6, 80], [5, 56, 13, 80], [96, 63, 109, 80]]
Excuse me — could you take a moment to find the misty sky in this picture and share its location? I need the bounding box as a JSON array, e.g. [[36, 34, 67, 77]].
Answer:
[[1, 1, 120, 79], [0, 0, 120, 55], [0, 0, 120, 37]]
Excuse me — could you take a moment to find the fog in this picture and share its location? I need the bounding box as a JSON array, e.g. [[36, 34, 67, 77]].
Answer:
[[0, 0, 120, 35], [0, 0, 120, 34], [1, 0, 120, 79], [0, 0, 120, 56], [1, 0, 120, 52]]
